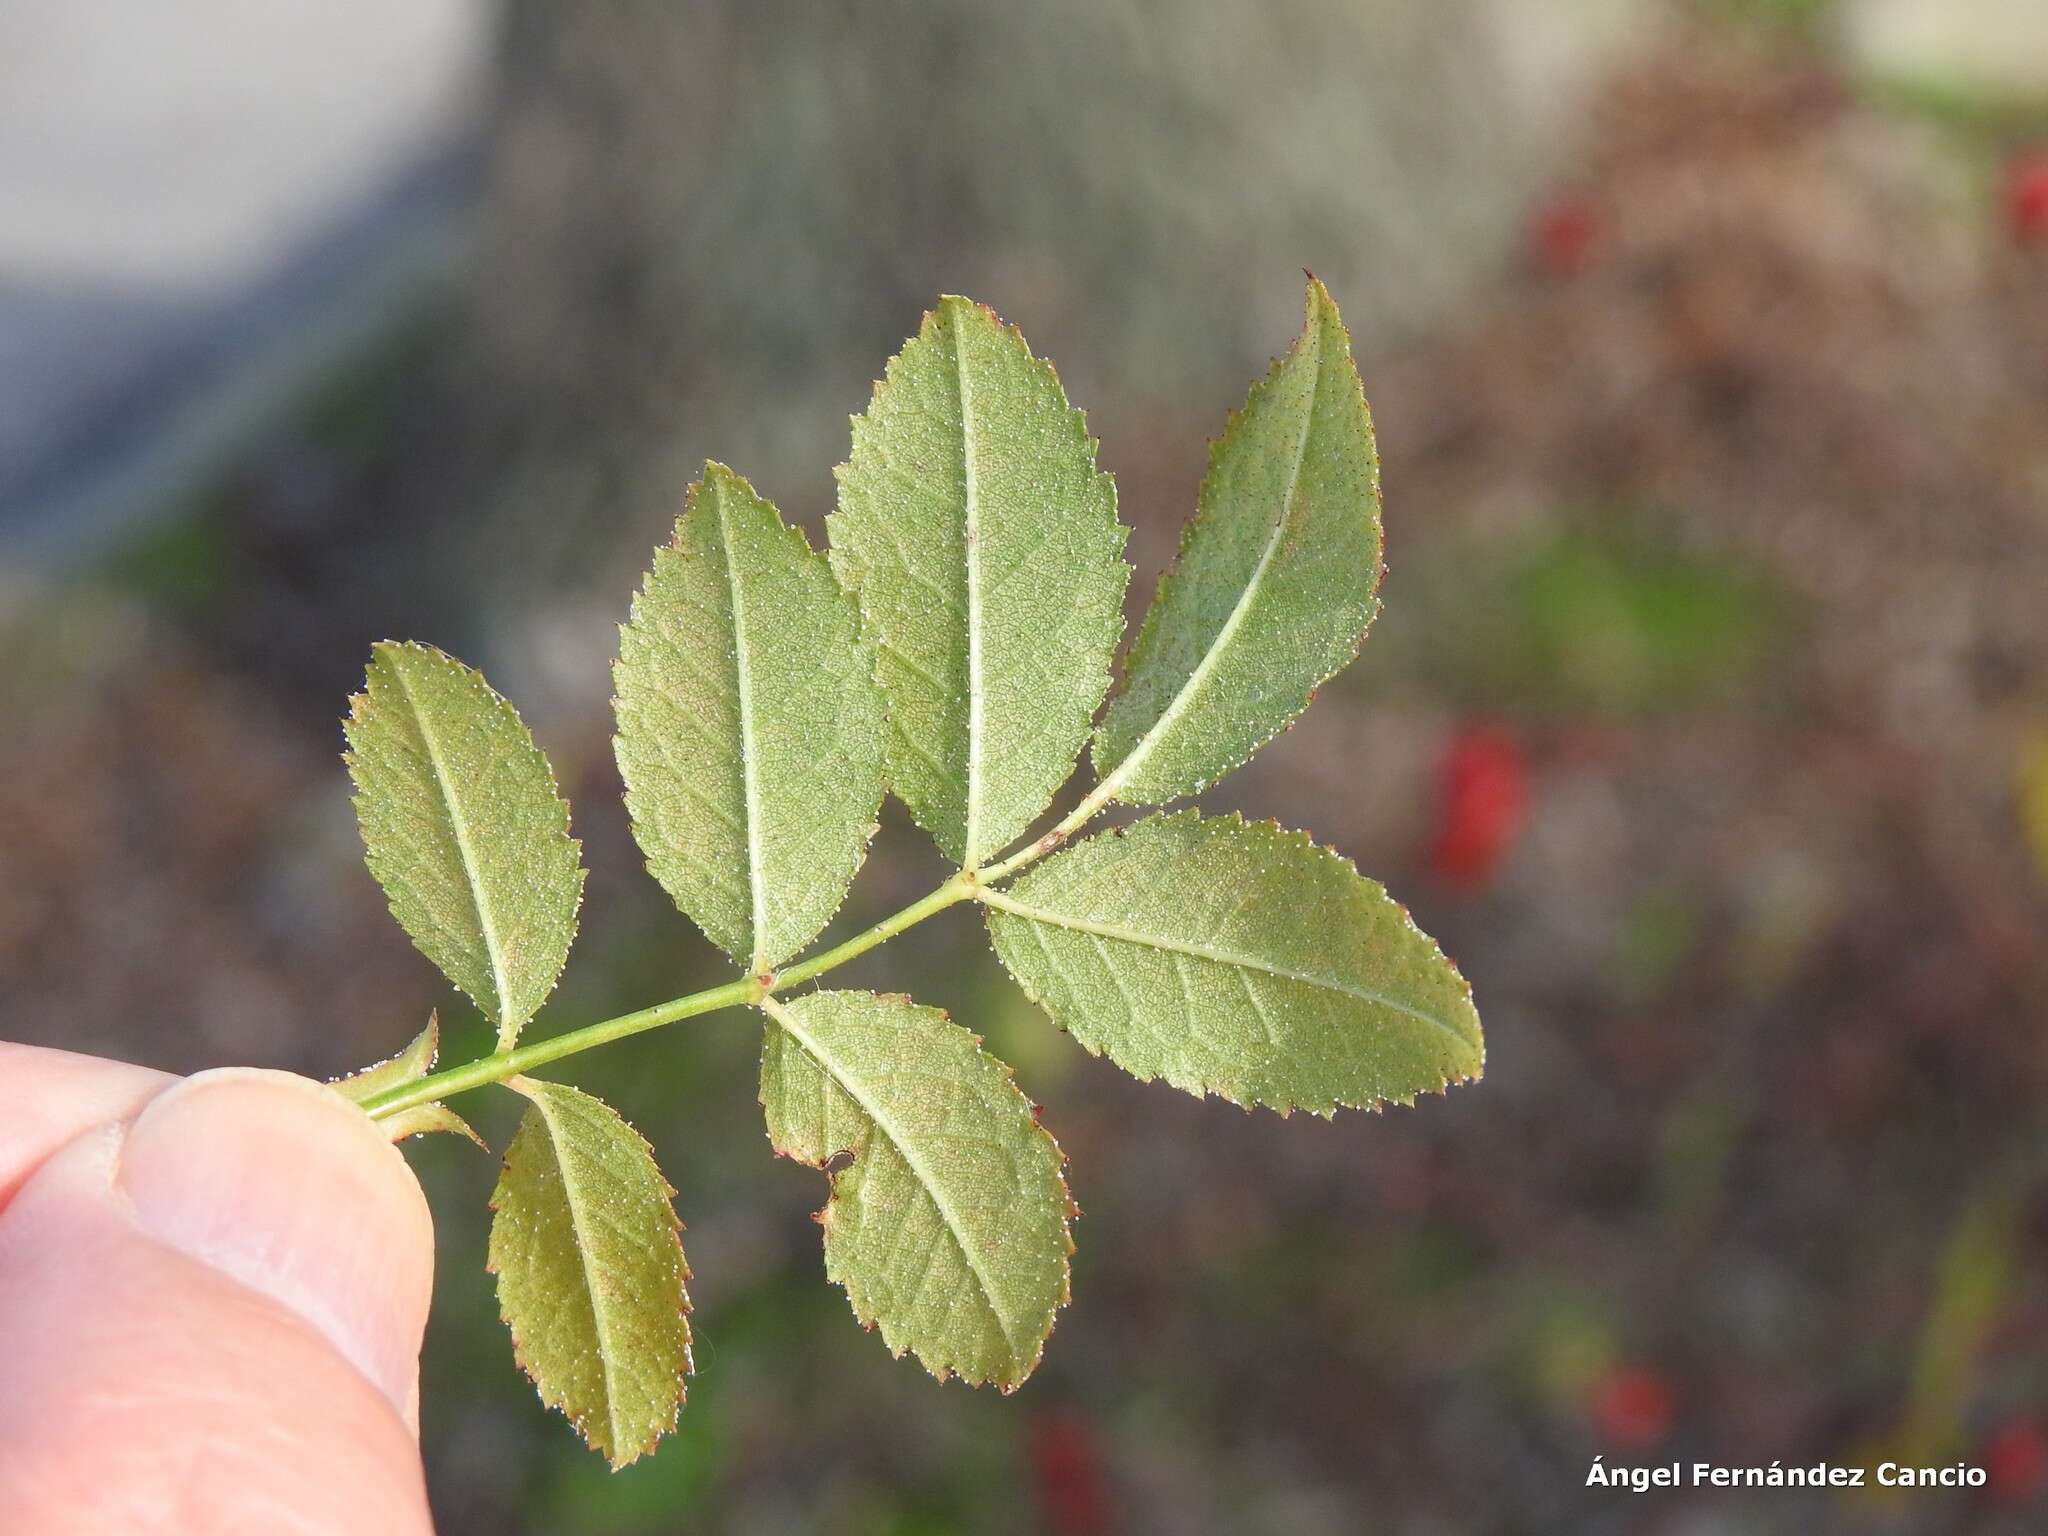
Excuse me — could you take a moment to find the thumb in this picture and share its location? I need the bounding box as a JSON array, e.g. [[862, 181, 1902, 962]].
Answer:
[[0, 1068, 437, 1535]]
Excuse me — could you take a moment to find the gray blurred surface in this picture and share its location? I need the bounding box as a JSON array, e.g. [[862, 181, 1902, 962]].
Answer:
[[0, 0, 493, 565]]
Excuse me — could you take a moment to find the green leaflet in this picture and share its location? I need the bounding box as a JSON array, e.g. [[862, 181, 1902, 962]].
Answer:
[[829, 296, 1129, 869], [345, 643, 584, 1047], [1094, 277, 1381, 804], [759, 991, 1073, 1389], [488, 1078, 692, 1469], [615, 463, 887, 971], [984, 810, 1482, 1115]]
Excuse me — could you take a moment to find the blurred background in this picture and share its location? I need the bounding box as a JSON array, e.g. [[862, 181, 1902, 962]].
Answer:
[[5, 0, 2048, 1530]]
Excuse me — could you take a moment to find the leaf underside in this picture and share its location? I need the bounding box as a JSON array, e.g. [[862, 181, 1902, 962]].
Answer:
[[1095, 277, 1382, 804], [345, 642, 584, 1046], [615, 463, 887, 971], [985, 810, 1482, 1115], [830, 296, 1129, 869], [488, 1078, 691, 1469], [759, 991, 1073, 1389]]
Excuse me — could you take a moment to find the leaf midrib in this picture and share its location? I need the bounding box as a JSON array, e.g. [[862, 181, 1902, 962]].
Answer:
[[951, 303, 988, 867], [768, 999, 1022, 1362], [528, 1086, 629, 1457], [713, 479, 773, 969], [389, 652, 515, 1029], [980, 887, 1473, 1050]]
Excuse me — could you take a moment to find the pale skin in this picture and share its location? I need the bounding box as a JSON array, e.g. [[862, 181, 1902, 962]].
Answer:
[[0, 1044, 436, 1535]]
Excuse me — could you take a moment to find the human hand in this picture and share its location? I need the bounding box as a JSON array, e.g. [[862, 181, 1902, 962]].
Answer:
[[0, 1045, 436, 1534]]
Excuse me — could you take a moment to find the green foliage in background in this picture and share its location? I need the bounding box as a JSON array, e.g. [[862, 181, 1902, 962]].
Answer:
[[1404, 525, 1781, 718], [335, 279, 1482, 1466]]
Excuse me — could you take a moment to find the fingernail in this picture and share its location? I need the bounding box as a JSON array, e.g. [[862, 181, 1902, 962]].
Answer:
[[117, 1068, 435, 1421]]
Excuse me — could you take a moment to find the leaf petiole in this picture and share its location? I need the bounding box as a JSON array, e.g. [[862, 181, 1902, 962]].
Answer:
[[361, 872, 984, 1121], [768, 871, 979, 990], [364, 785, 1126, 1123], [358, 974, 766, 1119]]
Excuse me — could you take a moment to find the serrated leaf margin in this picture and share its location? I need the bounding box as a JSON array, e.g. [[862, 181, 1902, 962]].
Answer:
[[486, 1077, 693, 1468], [758, 991, 1076, 1390]]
